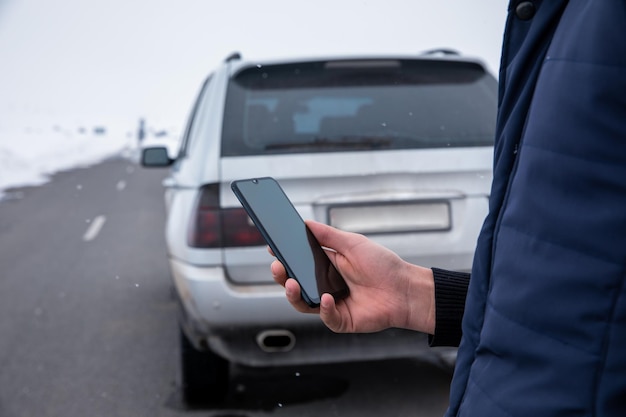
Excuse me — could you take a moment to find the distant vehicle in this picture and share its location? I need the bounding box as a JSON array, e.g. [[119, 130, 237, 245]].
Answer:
[[142, 50, 497, 404]]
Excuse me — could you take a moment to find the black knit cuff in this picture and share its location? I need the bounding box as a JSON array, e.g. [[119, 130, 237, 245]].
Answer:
[[428, 268, 470, 347]]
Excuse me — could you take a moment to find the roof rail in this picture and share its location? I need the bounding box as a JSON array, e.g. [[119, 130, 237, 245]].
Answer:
[[420, 48, 460, 56], [224, 52, 242, 62]]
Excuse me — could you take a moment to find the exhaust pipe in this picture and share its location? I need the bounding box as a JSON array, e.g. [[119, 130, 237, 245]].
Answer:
[[256, 329, 296, 353]]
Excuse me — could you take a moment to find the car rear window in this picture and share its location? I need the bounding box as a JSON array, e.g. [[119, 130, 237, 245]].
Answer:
[[221, 59, 497, 156]]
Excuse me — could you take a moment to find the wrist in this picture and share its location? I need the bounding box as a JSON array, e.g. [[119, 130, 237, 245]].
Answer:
[[395, 262, 436, 334]]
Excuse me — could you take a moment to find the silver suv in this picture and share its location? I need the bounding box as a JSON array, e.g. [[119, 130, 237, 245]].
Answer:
[[142, 51, 497, 404]]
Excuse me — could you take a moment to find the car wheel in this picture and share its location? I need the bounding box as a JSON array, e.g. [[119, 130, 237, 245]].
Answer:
[[179, 328, 229, 405]]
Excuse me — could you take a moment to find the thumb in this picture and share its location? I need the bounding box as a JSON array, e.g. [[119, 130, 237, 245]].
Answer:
[[305, 220, 352, 253]]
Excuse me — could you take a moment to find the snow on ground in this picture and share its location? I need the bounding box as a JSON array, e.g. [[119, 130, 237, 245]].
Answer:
[[0, 116, 179, 200]]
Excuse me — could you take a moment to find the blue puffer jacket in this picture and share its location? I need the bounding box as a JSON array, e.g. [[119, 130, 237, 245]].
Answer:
[[448, 1, 626, 416]]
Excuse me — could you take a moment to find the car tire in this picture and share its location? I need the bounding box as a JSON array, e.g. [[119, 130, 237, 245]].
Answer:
[[179, 328, 229, 405]]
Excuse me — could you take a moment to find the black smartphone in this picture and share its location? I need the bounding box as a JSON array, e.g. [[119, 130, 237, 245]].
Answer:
[[231, 177, 349, 307]]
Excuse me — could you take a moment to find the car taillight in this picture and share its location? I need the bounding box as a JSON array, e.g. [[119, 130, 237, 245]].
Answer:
[[188, 183, 265, 248]]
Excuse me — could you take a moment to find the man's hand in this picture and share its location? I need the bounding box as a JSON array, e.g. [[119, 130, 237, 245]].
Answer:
[[271, 220, 436, 335]]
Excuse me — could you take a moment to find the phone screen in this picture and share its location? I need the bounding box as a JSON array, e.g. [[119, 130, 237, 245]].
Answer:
[[231, 177, 349, 307]]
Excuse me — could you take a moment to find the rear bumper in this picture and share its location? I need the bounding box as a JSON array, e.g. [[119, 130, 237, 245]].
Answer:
[[169, 257, 441, 367], [170, 257, 317, 329], [208, 323, 433, 367]]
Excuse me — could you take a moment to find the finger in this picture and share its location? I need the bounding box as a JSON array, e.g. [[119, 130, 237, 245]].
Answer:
[[271, 260, 287, 286], [319, 293, 345, 333], [272, 264, 319, 313], [285, 278, 320, 314], [266, 245, 275, 257]]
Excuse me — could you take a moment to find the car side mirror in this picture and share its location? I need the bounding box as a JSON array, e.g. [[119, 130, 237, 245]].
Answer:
[[141, 146, 173, 167]]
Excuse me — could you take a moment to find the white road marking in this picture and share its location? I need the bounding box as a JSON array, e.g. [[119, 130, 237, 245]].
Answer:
[[83, 215, 106, 242], [116, 180, 126, 191]]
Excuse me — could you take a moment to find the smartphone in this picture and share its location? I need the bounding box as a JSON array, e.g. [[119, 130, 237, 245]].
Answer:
[[231, 177, 349, 307]]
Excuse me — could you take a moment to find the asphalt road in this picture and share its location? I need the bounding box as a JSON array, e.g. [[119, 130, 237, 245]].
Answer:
[[0, 157, 452, 417]]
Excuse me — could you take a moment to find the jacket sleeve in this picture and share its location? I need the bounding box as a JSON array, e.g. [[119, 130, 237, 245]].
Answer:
[[428, 268, 470, 347]]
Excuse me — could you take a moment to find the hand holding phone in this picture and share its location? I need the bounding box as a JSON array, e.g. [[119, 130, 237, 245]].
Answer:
[[231, 177, 349, 307]]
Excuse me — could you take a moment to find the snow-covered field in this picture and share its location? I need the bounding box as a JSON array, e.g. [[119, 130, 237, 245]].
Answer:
[[0, 118, 178, 199]]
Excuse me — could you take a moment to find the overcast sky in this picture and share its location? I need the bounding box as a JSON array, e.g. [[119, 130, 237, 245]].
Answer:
[[0, 0, 507, 132]]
